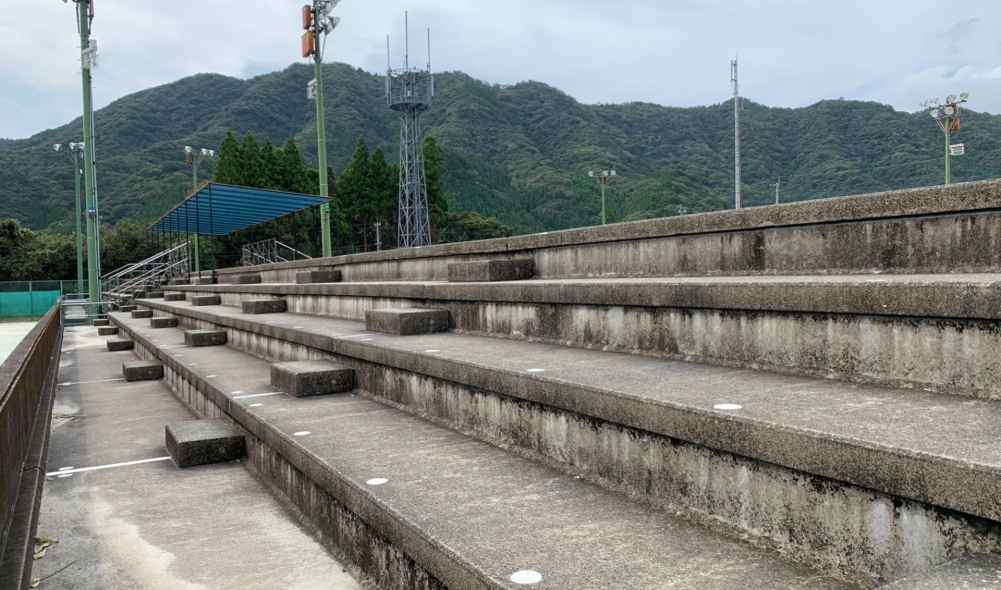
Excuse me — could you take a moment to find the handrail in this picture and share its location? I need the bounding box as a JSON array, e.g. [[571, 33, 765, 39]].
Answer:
[[241, 238, 311, 267], [101, 241, 189, 305], [101, 241, 189, 281]]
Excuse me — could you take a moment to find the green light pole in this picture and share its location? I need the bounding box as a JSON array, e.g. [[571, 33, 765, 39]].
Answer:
[[923, 93, 969, 185], [184, 146, 215, 272], [588, 169, 617, 225], [305, 0, 342, 258], [55, 142, 86, 295], [74, 0, 101, 307]]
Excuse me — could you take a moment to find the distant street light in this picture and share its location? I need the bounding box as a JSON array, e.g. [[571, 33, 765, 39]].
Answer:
[[184, 146, 215, 273], [922, 93, 969, 185], [771, 177, 781, 205], [588, 170, 617, 225], [55, 141, 86, 295]]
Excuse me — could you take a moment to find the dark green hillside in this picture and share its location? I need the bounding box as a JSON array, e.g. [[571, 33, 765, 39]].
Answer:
[[2, 62, 1000, 234]]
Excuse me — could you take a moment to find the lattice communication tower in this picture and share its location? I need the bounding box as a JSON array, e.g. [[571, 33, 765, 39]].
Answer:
[[387, 18, 434, 248]]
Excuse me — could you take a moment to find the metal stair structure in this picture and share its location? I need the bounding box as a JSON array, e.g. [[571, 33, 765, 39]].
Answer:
[[240, 238, 311, 267], [101, 241, 189, 306]]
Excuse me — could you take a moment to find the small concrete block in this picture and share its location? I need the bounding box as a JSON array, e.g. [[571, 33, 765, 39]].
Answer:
[[164, 293, 186, 302], [192, 277, 216, 285], [165, 419, 244, 468], [448, 259, 535, 282], [147, 291, 164, 299], [296, 270, 342, 284], [184, 329, 227, 347], [190, 295, 221, 306], [131, 309, 153, 319], [151, 317, 179, 329], [93, 319, 110, 327], [97, 326, 119, 336], [106, 338, 134, 352], [133, 291, 146, 300], [365, 308, 450, 336], [123, 360, 163, 382], [233, 274, 262, 285], [271, 360, 354, 398], [168, 278, 189, 286], [119, 305, 137, 313], [242, 299, 287, 314]]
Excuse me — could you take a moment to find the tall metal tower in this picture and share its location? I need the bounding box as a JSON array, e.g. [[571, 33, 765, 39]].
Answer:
[[387, 15, 434, 248], [731, 57, 742, 210]]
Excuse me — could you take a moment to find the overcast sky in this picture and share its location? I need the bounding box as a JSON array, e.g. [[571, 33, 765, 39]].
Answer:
[[1, 0, 999, 140]]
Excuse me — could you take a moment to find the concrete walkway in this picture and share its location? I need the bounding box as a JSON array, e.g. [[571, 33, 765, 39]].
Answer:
[[0, 321, 37, 366], [31, 327, 364, 590]]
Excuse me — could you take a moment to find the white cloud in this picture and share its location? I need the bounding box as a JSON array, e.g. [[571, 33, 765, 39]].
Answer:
[[1, 0, 999, 139]]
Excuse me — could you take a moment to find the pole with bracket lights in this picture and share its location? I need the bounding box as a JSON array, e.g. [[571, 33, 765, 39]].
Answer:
[[55, 142, 86, 296], [588, 170, 617, 225], [184, 146, 215, 273], [922, 93, 969, 185]]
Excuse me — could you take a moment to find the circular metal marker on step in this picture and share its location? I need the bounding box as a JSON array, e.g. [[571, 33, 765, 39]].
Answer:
[[293, 431, 310, 436], [58, 467, 74, 471], [714, 404, 743, 411], [526, 368, 545, 373], [510, 570, 542, 585], [366, 478, 389, 486]]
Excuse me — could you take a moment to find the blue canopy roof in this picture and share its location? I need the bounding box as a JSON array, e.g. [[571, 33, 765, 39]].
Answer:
[[148, 183, 330, 236]]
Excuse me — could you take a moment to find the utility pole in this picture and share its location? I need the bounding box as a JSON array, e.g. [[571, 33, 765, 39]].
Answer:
[[55, 142, 86, 295], [772, 177, 780, 205], [731, 57, 741, 210], [588, 170, 617, 225], [184, 146, 215, 273], [923, 93, 969, 185], [303, 1, 342, 258], [73, 0, 101, 306]]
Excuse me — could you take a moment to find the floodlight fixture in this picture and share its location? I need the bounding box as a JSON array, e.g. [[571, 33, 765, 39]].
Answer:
[[54, 143, 62, 151], [947, 94, 957, 104], [610, 170, 617, 177], [960, 92, 970, 101], [588, 171, 594, 177], [184, 146, 193, 155], [323, 16, 341, 34]]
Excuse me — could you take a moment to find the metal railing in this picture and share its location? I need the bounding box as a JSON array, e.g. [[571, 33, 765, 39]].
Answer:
[[241, 238, 311, 267], [101, 241, 189, 305], [0, 304, 60, 585]]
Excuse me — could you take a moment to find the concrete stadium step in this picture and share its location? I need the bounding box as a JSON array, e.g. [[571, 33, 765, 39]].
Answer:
[[213, 181, 1001, 284], [38, 327, 364, 589], [163, 273, 1001, 399], [107, 312, 851, 589], [117, 303, 1001, 587]]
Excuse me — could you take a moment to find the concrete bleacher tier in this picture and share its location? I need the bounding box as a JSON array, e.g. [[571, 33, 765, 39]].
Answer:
[[110, 179, 1001, 589]]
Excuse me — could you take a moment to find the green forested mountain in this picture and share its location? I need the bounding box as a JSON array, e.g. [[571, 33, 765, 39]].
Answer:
[[2, 62, 1001, 234]]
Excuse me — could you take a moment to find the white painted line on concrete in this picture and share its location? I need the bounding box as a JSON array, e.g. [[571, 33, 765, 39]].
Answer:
[[714, 404, 743, 411], [233, 392, 283, 399], [293, 431, 310, 436], [526, 368, 546, 373], [46, 456, 171, 476], [57, 466, 74, 471], [366, 478, 389, 486], [206, 375, 217, 378], [293, 326, 305, 329], [424, 349, 441, 353], [57, 474, 73, 478], [510, 571, 542, 585], [60, 378, 125, 386], [249, 403, 264, 408]]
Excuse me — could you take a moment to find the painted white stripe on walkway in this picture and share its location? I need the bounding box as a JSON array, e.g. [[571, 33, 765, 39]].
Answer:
[[46, 456, 171, 476], [60, 378, 126, 386], [233, 392, 283, 399]]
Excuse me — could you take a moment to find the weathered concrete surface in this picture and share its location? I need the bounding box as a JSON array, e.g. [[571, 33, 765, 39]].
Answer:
[[183, 329, 226, 347], [163, 293, 186, 302], [131, 309, 153, 319], [126, 303, 1001, 525], [150, 316, 178, 329], [91, 319, 110, 327], [105, 338, 134, 352], [241, 298, 287, 314], [97, 326, 118, 336], [232, 274, 262, 285], [365, 308, 450, 335], [168, 277, 189, 286], [447, 259, 534, 282], [154, 275, 1001, 398], [192, 276, 216, 285], [166, 419, 245, 467], [210, 180, 1001, 282], [296, 270, 341, 284], [147, 291, 164, 299], [123, 359, 163, 381], [271, 360, 354, 397], [878, 555, 1001, 588], [118, 305, 137, 313], [113, 308, 1001, 586], [111, 316, 852, 589], [33, 327, 364, 590], [190, 294, 221, 306]]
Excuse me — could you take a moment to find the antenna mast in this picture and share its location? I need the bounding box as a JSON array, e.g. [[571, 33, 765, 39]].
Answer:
[[732, 57, 741, 210]]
